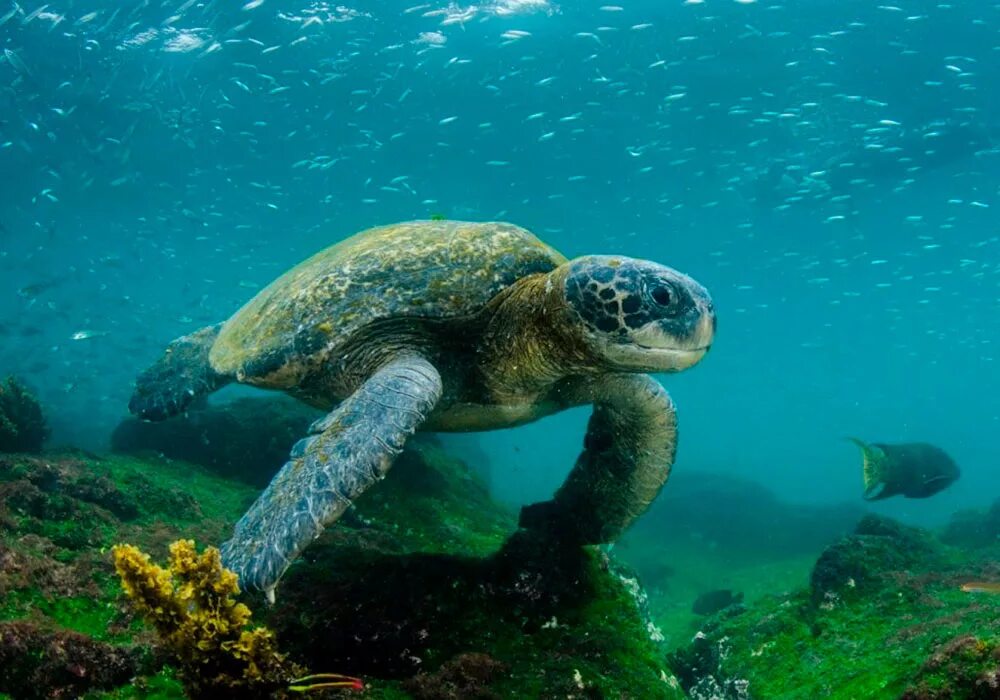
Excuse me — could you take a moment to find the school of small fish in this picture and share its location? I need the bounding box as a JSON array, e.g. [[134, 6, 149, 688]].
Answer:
[[0, 0, 996, 449]]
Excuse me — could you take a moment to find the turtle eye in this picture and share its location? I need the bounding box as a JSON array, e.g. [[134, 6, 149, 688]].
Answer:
[[650, 285, 673, 306]]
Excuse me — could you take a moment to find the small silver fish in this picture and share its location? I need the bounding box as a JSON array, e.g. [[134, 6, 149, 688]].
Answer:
[[0, 3, 19, 27], [3, 48, 29, 75], [71, 330, 108, 340]]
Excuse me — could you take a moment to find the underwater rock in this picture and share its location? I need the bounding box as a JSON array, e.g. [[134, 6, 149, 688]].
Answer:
[[262, 437, 681, 697], [0, 620, 146, 699], [630, 470, 864, 559], [0, 450, 258, 698], [0, 436, 683, 697], [0, 454, 137, 550], [402, 652, 507, 700], [0, 376, 49, 453], [692, 589, 745, 616], [941, 499, 1000, 549], [667, 629, 751, 700], [110, 395, 320, 486], [902, 635, 1000, 699], [810, 514, 939, 606], [0, 535, 104, 601], [667, 511, 1000, 698]]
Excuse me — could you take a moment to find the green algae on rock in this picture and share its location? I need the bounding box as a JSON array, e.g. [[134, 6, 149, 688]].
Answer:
[[901, 634, 1000, 699], [941, 499, 1000, 550], [668, 514, 1000, 699], [265, 435, 684, 699], [0, 377, 49, 454], [111, 396, 321, 487], [810, 514, 942, 607], [0, 450, 256, 699], [0, 620, 150, 700], [0, 427, 683, 699]]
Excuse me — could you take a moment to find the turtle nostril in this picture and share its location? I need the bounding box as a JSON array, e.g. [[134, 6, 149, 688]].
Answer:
[[651, 286, 672, 306]]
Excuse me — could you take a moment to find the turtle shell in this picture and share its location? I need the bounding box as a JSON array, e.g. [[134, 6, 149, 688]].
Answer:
[[209, 220, 566, 384]]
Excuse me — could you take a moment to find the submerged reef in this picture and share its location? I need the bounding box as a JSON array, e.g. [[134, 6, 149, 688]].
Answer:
[[265, 436, 683, 698], [111, 396, 320, 487], [0, 449, 253, 698], [4, 394, 998, 698], [631, 471, 864, 561], [0, 620, 147, 699], [667, 513, 1000, 699], [0, 376, 49, 453], [112, 540, 315, 699], [0, 427, 681, 698], [941, 499, 1000, 550]]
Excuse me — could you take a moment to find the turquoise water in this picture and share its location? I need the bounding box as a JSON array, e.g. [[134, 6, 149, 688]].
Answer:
[[1, 0, 997, 533]]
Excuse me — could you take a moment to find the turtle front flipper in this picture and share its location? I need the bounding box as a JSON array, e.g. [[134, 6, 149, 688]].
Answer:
[[129, 324, 231, 421], [519, 374, 677, 544], [220, 355, 442, 601]]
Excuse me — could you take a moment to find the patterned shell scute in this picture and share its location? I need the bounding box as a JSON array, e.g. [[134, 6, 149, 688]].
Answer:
[[209, 220, 566, 381]]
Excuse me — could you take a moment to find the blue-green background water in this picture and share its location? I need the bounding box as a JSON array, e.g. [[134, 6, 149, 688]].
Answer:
[[0, 0, 997, 529]]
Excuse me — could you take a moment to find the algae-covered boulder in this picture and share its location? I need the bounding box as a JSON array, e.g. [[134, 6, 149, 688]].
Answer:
[[902, 635, 1000, 700], [0, 621, 148, 700], [111, 396, 320, 487], [265, 436, 683, 698], [941, 500, 1000, 550], [2, 415, 683, 698], [668, 514, 1000, 699], [668, 623, 751, 700], [0, 450, 258, 699], [633, 471, 863, 560], [403, 652, 507, 700], [810, 514, 941, 606], [0, 377, 49, 453]]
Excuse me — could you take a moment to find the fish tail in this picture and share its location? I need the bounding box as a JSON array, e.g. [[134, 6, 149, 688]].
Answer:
[[848, 437, 887, 499]]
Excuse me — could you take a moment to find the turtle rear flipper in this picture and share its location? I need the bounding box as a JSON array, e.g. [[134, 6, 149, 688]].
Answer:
[[128, 324, 231, 421], [220, 355, 442, 602]]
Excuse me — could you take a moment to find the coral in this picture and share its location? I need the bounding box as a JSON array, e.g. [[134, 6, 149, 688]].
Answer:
[[403, 652, 507, 699], [111, 539, 311, 699], [0, 620, 145, 699], [0, 376, 49, 453]]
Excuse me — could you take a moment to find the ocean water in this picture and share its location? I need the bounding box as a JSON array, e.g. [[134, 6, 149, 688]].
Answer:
[[1, 0, 997, 555]]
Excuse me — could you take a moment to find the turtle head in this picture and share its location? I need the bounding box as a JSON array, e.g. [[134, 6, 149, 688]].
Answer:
[[562, 256, 715, 373]]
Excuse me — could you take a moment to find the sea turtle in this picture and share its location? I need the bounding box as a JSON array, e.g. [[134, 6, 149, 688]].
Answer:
[[129, 220, 716, 601]]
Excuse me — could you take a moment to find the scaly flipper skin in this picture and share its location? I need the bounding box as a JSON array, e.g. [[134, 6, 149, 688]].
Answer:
[[128, 324, 230, 421], [219, 355, 442, 601], [519, 374, 677, 544]]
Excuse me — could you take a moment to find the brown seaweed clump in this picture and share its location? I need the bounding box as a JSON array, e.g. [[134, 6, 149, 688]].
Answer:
[[403, 652, 507, 700], [0, 376, 49, 453], [0, 620, 144, 700], [112, 539, 362, 699]]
